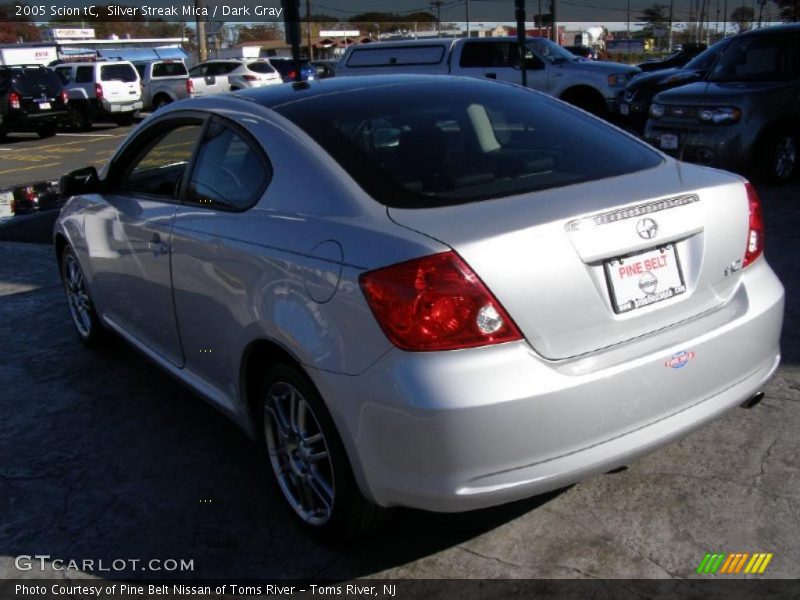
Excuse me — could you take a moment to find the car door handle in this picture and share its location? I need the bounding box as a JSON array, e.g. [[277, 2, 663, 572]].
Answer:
[[148, 233, 169, 256], [485, 73, 497, 80]]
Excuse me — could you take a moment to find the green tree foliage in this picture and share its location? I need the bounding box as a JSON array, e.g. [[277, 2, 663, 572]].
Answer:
[[0, 3, 42, 43], [730, 5, 754, 31], [772, 0, 800, 22]]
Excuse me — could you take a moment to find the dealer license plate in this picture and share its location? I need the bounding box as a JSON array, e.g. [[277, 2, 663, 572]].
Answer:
[[605, 244, 686, 314], [660, 132, 678, 150]]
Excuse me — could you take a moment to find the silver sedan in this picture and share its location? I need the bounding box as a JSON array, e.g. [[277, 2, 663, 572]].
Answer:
[[54, 75, 784, 538]]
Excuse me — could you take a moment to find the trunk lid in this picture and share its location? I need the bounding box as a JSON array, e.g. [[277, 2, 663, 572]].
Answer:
[[388, 161, 750, 359]]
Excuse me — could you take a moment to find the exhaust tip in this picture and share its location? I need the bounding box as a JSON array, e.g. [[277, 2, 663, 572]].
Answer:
[[741, 392, 765, 409]]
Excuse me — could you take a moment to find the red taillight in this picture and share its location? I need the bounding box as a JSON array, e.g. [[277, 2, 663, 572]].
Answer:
[[186, 78, 194, 94], [242, 74, 258, 81], [60, 89, 69, 105], [95, 83, 103, 100], [743, 181, 764, 268], [9, 91, 20, 110], [359, 251, 522, 351], [288, 70, 297, 80]]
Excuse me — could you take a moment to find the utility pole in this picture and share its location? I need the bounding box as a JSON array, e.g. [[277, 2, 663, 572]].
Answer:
[[551, 0, 558, 43], [281, 0, 302, 82], [723, 0, 728, 36], [668, 0, 674, 51], [306, 0, 313, 60], [195, 0, 207, 63], [515, 0, 527, 87], [465, 0, 470, 38], [431, 0, 443, 35], [626, 0, 631, 38]]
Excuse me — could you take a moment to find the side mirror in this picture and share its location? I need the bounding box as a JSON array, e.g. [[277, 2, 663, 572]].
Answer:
[[59, 166, 100, 198]]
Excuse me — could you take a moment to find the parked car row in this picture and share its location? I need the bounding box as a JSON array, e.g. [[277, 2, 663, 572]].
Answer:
[[621, 24, 800, 183], [1, 55, 338, 140]]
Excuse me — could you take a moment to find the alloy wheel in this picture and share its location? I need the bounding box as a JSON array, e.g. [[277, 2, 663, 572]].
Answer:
[[264, 382, 335, 525], [773, 135, 797, 181], [63, 253, 92, 338]]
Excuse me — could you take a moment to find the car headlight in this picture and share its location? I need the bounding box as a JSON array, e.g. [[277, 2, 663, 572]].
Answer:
[[650, 103, 665, 119], [698, 107, 741, 124], [608, 73, 631, 88]]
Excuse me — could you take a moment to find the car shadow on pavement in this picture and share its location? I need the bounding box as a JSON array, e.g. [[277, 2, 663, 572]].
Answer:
[[1, 325, 564, 581]]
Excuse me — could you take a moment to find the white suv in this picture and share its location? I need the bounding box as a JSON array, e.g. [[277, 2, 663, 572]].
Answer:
[[55, 61, 142, 129], [188, 59, 281, 97]]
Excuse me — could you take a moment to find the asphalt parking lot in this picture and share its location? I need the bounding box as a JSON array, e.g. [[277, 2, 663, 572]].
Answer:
[[0, 180, 798, 582], [0, 124, 136, 189]]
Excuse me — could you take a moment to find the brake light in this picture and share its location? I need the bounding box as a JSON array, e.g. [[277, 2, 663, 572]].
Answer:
[[287, 70, 297, 80], [359, 251, 522, 351], [8, 91, 20, 110], [95, 83, 103, 100], [186, 78, 194, 94], [60, 89, 69, 105], [242, 74, 258, 81], [743, 182, 764, 268]]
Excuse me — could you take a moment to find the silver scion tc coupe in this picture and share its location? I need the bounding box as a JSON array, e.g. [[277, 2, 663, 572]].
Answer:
[[55, 75, 784, 537]]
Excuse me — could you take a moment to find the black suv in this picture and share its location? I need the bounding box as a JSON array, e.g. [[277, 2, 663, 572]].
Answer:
[[645, 24, 800, 182], [0, 65, 69, 140]]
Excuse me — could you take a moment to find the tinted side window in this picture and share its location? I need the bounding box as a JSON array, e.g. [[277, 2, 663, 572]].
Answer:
[[153, 62, 188, 77], [460, 42, 494, 68], [346, 45, 446, 67], [208, 62, 236, 76], [121, 123, 203, 199], [189, 64, 206, 77], [101, 63, 138, 82], [187, 119, 270, 210], [75, 66, 93, 83], [247, 62, 275, 73]]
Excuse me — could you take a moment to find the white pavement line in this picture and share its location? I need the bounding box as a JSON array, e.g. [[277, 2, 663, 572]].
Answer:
[[56, 133, 116, 138], [0, 148, 14, 151]]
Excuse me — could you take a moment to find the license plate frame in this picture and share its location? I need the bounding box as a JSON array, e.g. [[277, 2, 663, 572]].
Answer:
[[604, 244, 686, 314], [38, 102, 51, 110], [660, 132, 679, 150]]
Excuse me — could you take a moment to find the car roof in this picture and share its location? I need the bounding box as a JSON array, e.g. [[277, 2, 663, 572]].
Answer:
[[236, 74, 514, 109]]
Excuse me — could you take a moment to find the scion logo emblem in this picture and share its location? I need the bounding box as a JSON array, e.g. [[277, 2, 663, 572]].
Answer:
[[636, 218, 659, 240]]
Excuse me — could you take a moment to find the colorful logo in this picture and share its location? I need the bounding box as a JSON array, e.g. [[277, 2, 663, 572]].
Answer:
[[696, 552, 773, 574], [665, 350, 696, 369]]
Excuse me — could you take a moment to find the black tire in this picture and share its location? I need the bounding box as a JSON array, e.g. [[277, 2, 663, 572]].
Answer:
[[152, 96, 171, 111], [60, 245, 106, 346], [758, 131, 797, 184], [37, 124, 57, 139], [70, 106, 92, 132], [258, 363, 382, 540], [115, 113, 135, 126]]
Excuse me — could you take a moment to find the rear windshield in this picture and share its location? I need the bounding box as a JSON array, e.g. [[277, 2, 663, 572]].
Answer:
[[346, 45, 446, 67], [152, 62, 188, 77], [100, 63, 138, 82], [0, 67, 62, 94], [248, 62, 276, 74], [273, 79, 662, 208], [708, 33, 800, 82]]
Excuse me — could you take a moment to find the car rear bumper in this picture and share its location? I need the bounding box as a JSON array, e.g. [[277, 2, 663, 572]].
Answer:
[[0, 110, 68, 129], [311, 258, 784, 512]]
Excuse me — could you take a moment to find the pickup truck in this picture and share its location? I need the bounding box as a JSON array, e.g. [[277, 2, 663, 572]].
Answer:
[[133, 60, 193, 111], [338, 37, 640, 117]]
